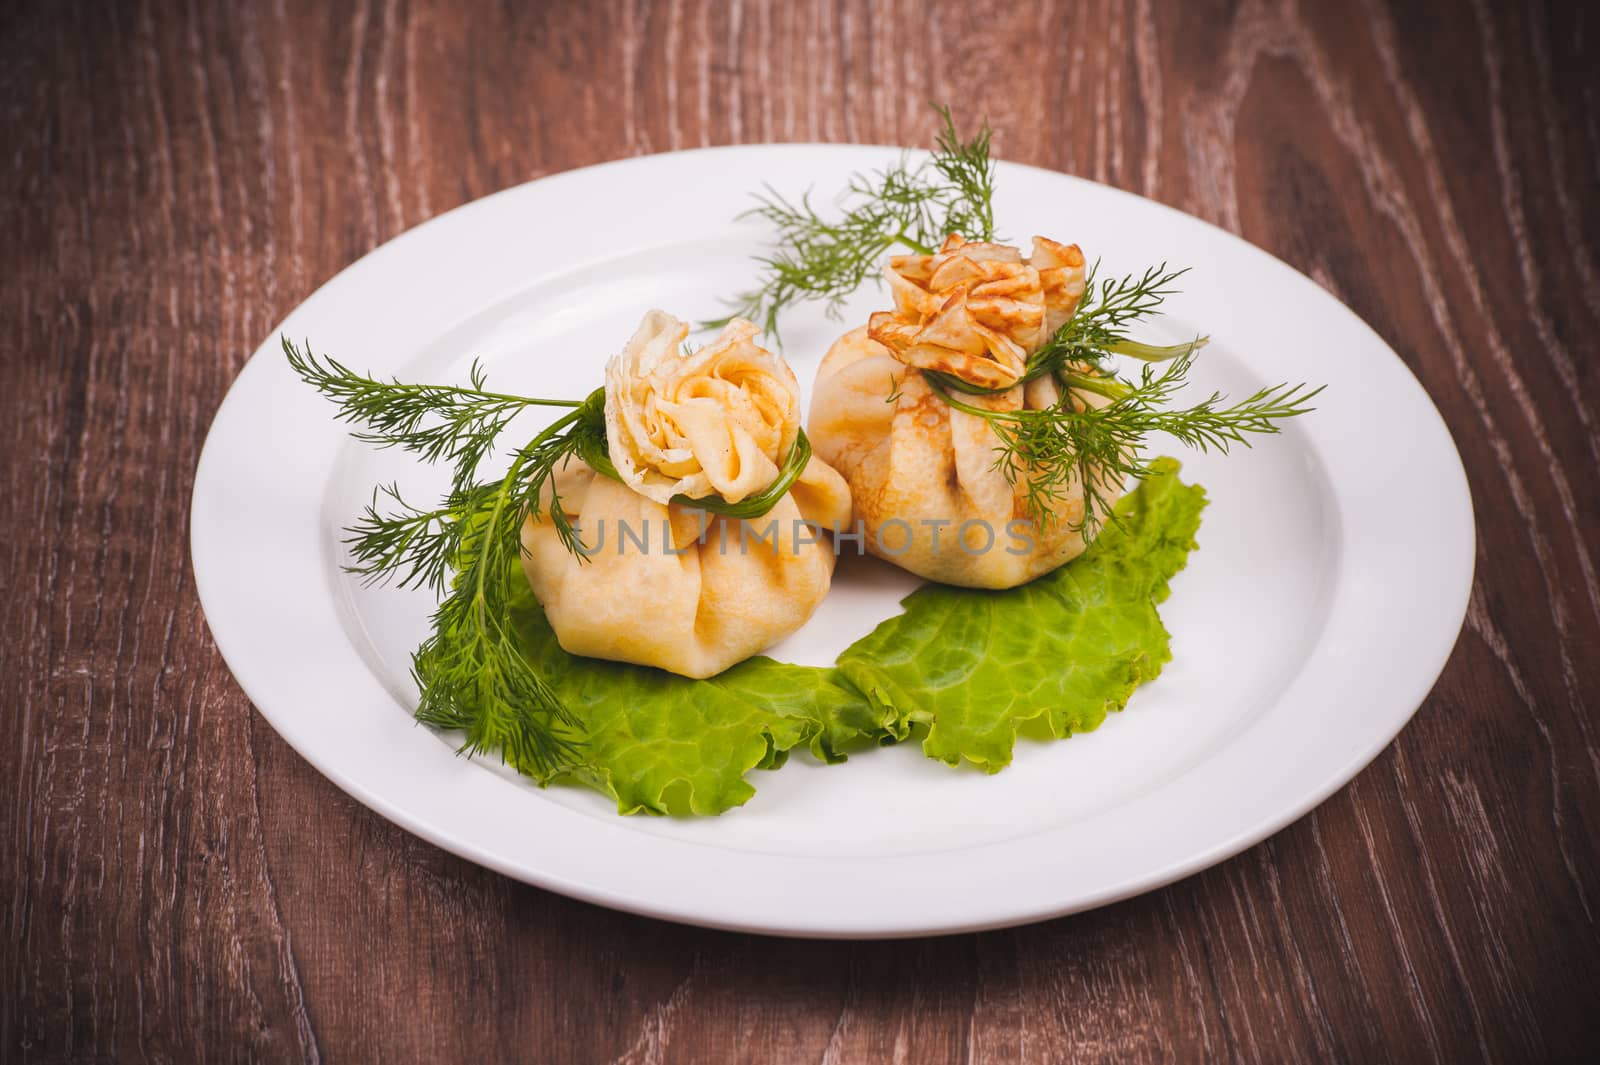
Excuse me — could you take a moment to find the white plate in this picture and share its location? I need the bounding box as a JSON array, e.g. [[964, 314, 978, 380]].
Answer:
[[191, 146, 1473, 938]]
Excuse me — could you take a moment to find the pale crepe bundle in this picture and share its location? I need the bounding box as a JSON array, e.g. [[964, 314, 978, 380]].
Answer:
[[809, 233, 1123, 590], [522, 311, 852, 679]]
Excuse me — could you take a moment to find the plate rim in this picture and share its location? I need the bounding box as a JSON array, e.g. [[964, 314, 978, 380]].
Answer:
[[190, 143, 1476, 938]]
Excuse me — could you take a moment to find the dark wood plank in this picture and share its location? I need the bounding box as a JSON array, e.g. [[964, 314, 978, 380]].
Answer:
[[3, 0, 1596, 1061]]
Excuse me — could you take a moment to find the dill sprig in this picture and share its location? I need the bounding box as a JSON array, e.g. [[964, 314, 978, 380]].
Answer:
[[1033, 262, 1208, 369], [285, 345, 585, 490], [342, 484, 460, 592], [407, 438, 583, 776], [287, 337, 591, 777], [927, 261, 1321, 531], [713, 105, 997, 340], [931, 344, 1324, 533]]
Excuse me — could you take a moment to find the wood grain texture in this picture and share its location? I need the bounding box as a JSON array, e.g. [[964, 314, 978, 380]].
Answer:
[[3, 0, 1596, 1060]]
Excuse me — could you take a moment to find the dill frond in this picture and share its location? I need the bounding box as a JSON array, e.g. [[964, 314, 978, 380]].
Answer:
[[933, 343, 1323, 534], [712, 105, 998, 342]]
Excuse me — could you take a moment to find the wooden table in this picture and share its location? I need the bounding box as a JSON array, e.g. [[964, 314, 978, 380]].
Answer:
[[5, 0, 1596, 1060]]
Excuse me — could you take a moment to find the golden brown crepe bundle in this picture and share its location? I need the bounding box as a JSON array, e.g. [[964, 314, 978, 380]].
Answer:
[[809, 233, 1122, 590], [522, 311, 852, 678]]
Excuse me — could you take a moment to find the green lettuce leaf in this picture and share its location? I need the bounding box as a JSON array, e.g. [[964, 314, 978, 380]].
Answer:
[[506, 592, 895, 815], [496, 457, 1204, 812], [835, 457, 1207, 772]]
